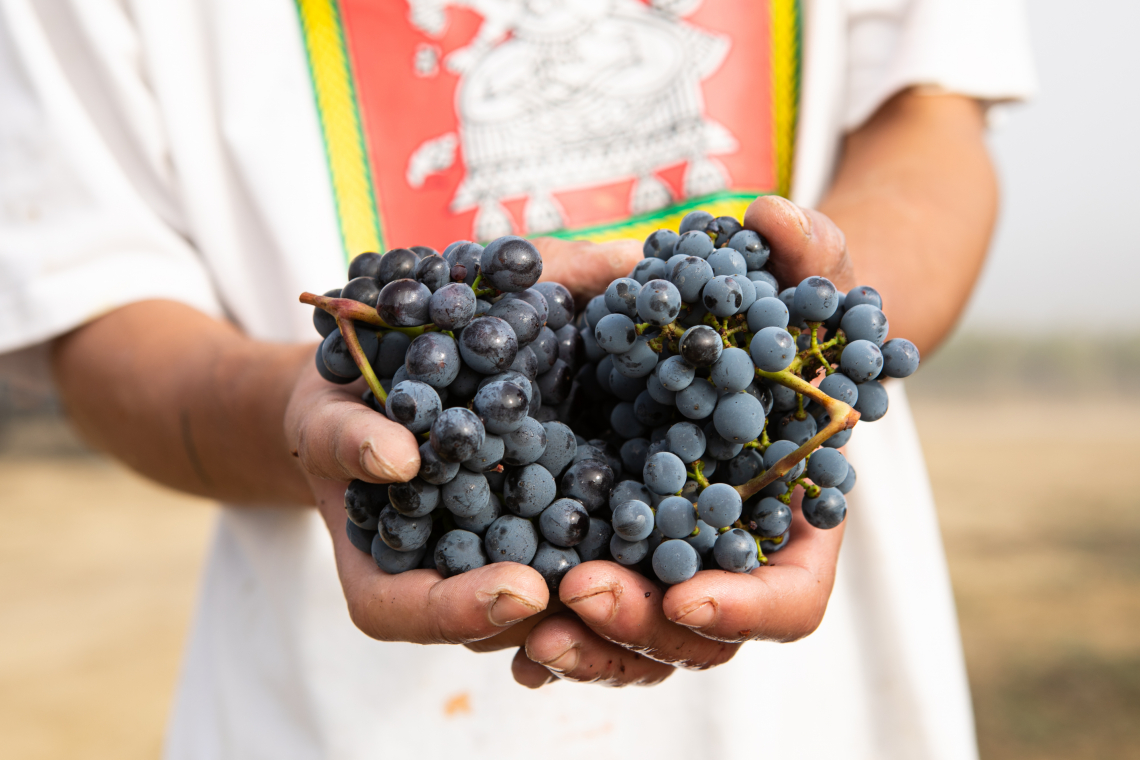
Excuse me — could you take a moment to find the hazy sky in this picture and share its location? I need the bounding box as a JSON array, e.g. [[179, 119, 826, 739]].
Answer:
[[958, 0, 1140, 332]]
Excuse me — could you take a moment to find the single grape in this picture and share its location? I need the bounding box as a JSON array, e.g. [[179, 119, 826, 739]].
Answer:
[[530, 327, 559, 374], [443, 241, 483, 286], [670, 257, 715, 302], [840, 339, 884, 383], [724, 449, 764, 486], [530, 542, 580, 594], [644, 229, 681, 260], [656, 355, 696, 391], [702, 275, 744, 317], [647, 373, 677, 405], [710, 348, 754, 393], [631, 257, 668, 284], [713, 529, 757, 573], [806, 447, 849, 488], [532, 282, 574, 330], [509, 345, 539, 381], [819, 372, 859, 406], [459, 316, 518, 374], [576, 518, 614, 562], [655, 495, 698, 539], [378, 505, 432, 552], [430, 407, 486, 463], [678, 325, 723, 367], [372, 331, 412, 378], [561, 459, 614, 512], [844, 285, 882, 310], [487, 298, 541, 347], [483, 514, 540, 564], [378, 248, 420, 285], [611, 500, 654, 542], [371, 536, 425, 574], [728, 230, 770, 270], [500, 289, 549, 327], [793, 276, 840, 322], [461, 433, 504, 472], [434, 529, 488, 578], [341, 276, 381, 307], [697, 483, 743, 528], [652, 540, 701, 584], [773, 411, 817, 446], [503, 463, 557, 517], [713, 392, 766, 444], [473, 380, 529, 434], [802, 487, 847, 529], [385, 380, 441, 434], [747, 497, 793, 537], [881, 338, 920, 378], [536, 421, 577, 476], [536, 358, 573, 404], [404, 332, 461, 388], [666, 421, 706, 463], [604, 278, 642, 318], [312, 288, 341, 338], [594, 313, 638, 354], [748, 269, 779, 294], [685, 520, 718, 556], [853, 379, 889, 421], [674, 229, 713, 259], [643, 451, 687, 495], [636, 279, 683, 326], [537, 498, 589, 548], [479, 236, 542, 292], [840, 304, 889, 345], [708, 216, 743, 247], [345, 518, 376, 553], [618, 438, 650, 475], [418, 440, 460, 485], [344, 479, 387, 529], [321, 327, 375, 378], [348, 252, 383, 281], [441, 469, 491, 519], [679, 209, 714, 234], [387, 477, 440, 518], [763, 439, 806, 482], [707, 248, 747, 277], [750, 326, 797, 372], [837, 462, 857, 494], [501, 417, 547, 465], [675, 378, 718, 420], [377, 279, 432, 326], [611, 337, 659, 379], [414, 255, 450, 292], [585, 295, 610, 331], [453, 492, 502, 534], [609, 535, 649, 565]]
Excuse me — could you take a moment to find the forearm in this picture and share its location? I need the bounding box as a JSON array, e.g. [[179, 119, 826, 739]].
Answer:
[[51, 300, 313, 505], [818, 90, 998, 355]]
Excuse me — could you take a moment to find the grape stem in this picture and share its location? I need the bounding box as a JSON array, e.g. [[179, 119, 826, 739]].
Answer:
[[734, 369, 860, 502], [686, 460, 711, 489], [335, 316, 388, 408], [299, 292, 437, 338]]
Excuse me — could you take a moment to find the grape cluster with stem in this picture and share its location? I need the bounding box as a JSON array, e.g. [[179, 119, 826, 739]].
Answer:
[[301, 209, 919, 590]]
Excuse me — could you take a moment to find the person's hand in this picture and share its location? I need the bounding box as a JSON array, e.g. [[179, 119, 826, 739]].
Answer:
[[284, 363, 552, 644], [511, 196, 855, 686], [533, 237, 643, 305]]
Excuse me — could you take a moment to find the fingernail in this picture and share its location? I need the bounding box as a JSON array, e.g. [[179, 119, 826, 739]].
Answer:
[[541, 646, 580, 674], [671, 599, 717, 630], [566, 587, 618, 626], [488, 591, 543, 627], [778, 196, 812, 236], [360, 439, 404, 481]]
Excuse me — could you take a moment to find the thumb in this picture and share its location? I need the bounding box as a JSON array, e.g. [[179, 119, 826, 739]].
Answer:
[[743, 196, 855, 291], [286, 361, 421, 485]]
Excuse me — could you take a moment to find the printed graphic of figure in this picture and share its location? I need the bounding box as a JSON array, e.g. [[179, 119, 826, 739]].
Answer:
[[406, 0, 737, 240]]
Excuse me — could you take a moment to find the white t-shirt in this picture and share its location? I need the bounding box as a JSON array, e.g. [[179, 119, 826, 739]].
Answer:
[[0, 1, 1034, 758]]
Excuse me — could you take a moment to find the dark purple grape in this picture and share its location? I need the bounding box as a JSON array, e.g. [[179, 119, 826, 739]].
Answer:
[[554, 324, 581, 370], [487, 298, 541, 346], [532, 282, 574, 330], [313, 288, 341, 338], [509, 345, 539, 381], [480, 236, 542, 292], [443, 242, 484, 286], [404, 332, 461, 388], [377, 248, 419, 285], [561, 459, 614, 512], [458, 316, 518, 374], [678, 325, 723, 367], [536, 359, 572, 404], [429, 407, 486, 463], [341, 276, 380, 307], [344, 479, 387, 529], [473, 380, 530, 434], [315, 343, 355, 384], [539, 498, 591, 547], [415, 255, 450, 292], [500, 289, 549, 327], [708, 216, 743, 247], [427, 282, 477, 330], [348, 252, 383, 281], [377, 279, 432, 326]]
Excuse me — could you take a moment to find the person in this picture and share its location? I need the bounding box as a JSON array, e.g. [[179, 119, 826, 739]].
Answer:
[[0, 1, 1034, 758]]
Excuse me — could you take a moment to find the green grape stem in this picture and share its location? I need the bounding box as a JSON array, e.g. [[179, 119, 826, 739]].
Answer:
[[335, 316, 388, 408], [733, 369, 860, 502]]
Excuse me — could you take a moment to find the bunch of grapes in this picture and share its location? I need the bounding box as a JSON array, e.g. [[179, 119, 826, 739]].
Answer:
[[302, 209, 919, 592]]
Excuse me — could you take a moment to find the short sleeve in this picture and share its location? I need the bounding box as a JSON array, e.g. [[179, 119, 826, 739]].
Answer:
[[842, 0, 1038, 130], [0, 2, 222, 355]]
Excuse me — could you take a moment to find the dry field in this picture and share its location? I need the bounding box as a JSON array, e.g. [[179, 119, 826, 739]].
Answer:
[[1, 386, 1138, 758]]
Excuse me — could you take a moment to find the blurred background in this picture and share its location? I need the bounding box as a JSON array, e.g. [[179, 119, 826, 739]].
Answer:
[[2, 0, 1139, 758]]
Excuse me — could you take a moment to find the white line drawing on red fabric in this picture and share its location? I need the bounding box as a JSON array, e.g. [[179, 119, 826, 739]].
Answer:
[[405, 0, 737, 239]]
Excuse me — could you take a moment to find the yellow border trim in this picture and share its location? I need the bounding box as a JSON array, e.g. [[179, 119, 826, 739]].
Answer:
[[771, 0, 801, 198], [296, 0, 382, 260]]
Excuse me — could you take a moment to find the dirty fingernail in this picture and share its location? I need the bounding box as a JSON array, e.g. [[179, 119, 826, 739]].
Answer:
[[541, 646, 580, 674], [488, 592, 542, 627], [672, 600, 717, 630], [778, 196, 812, 236], [567, 588, 617, 626]]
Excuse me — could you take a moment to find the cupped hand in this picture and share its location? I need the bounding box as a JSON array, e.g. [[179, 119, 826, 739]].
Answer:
[[513, 196, 856, 686], [284, 360, 551, 644]]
